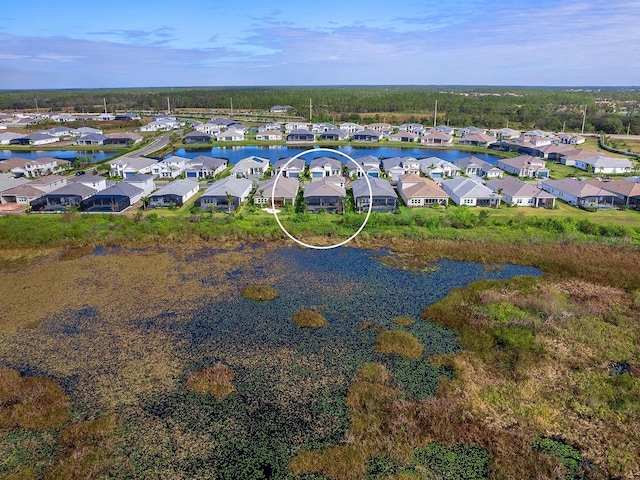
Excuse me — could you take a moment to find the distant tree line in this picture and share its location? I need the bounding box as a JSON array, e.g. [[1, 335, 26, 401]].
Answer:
[[0, 86, 638, 134]]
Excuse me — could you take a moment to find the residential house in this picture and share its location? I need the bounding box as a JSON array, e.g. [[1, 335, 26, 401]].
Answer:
[[216, 129, 245, 142], [258, 122, 282, 133], [273, 157, 306, 178], [30, 183, 97, 212], [285, 122, 311, 133], [457, 133, 496, 147], [183, 132, 212, 144], [121, 173, 155, 197], [353, 155, 381, 178], [458, 126, 487, 137], [0, 132, 26, 145], [139, 117, 179, 132], [103, 133, 142, 145], [70, 174, 109, 192], [539, 178, 617, 208], [558, 149, 602, 166], [309, 157, 342, 179], [421, 131, 453, 146], [453, 156, 503, 179], [12, 132, 59, 146], [80, 182, 144, 212], [497, 155, 550, 179], [253, 176, 299, 207], [399, 123, 426, 135], [485, 177, 556, 208], [74, 133, 108, 145], [490, 128, 521, 140], [574, 155, 634, 174], [41, 126, 74, 137], [319, 129, 349, 141], [353, 129, 383, 142], [351, 176, 398, 213], [196, 177, 253, 212], [148, 179, 200, 208], [557, 133, 586, 145], [587, 179, 640, 208], [115, 113, 141, 121], [367, 123, 393, 136], [303, 176, 346, 213], [151, 156, 187, 178], [441, 177, 497, 207], [270, 105, 293, 114], [109, 157, 157, 178], [185, 156, 228, 179], [339, 122, 364, 136], [431, 125, 455, 136], [339, 122, 365, 134], [286, 129, 315, 142], [51, 114, 77, 123], [195, 122, 224, 135], [256, 131, 283, 141], [96, 113, 115, 121], [380, 157, 419, 182], [389, 131, 420, 143], [397, 173, 449, 207], [25, 175, 68, 192], [416, 157, 461, 181], [0, 184, 45, 205], [71, 127, 103, 137], [14, 158, 71, 178], [311, 123, 337, 133], [231, 156, 270, 180]]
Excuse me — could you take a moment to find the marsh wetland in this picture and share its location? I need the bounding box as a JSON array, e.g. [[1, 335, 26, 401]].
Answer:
[[0, 240, 639, 479]]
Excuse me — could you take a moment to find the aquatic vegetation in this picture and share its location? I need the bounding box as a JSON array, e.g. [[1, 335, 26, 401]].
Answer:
[[185, 364, 235, 399], [375, 330, 424, 359], [240, 285, 279, 301], [293, 309, 328, 328]]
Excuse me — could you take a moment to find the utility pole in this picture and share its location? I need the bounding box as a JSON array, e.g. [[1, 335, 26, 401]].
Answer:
[[35, 97, 39, 114], [167, 97, 171, 114], [627, 123, 631, 136], [230, 97, 233, 117], [103, 97, 107, 114], [433, 100, 438, 127], [309, 98, 313, 122], [562, 120, 566, 133], [581, 105, 587, 135]]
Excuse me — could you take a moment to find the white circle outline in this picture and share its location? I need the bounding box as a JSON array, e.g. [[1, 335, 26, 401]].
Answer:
[[271, 148, 373, 250]]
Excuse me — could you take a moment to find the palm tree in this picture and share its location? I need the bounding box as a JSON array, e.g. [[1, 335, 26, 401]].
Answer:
[[225, 191, 233, 214], [496, 187, 504, 208]]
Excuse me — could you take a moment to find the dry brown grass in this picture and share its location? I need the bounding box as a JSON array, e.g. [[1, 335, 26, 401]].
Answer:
[[44, 415, 119, 480], [393, 317, 415, 327], [0, 367, 70, 430], [240, 284, 279, 301], [293, 309, 328, 328], [185, 364, 235, 399], [375, 330, 424, 359]]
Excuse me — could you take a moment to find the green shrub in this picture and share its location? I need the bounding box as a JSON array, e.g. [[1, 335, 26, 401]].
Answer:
[[532, 437, 582, 478], [413, 442, 489, 480]]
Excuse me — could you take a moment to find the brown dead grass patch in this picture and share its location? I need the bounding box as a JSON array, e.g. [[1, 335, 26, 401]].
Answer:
[[0, 367, 70, 430], [44, 415, 119, 480], [240, 285, 279, 301], [186, 364, 234, 399], [393, 316, 415, 327], [293, 309, 328, 328], [375, 330, 424, 359]]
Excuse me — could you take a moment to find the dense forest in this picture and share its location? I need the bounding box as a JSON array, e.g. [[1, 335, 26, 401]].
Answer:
[[1, 86, 639, 134]]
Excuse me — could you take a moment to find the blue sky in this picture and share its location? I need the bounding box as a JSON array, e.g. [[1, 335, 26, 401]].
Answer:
[[1, 0, 639, 88]]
